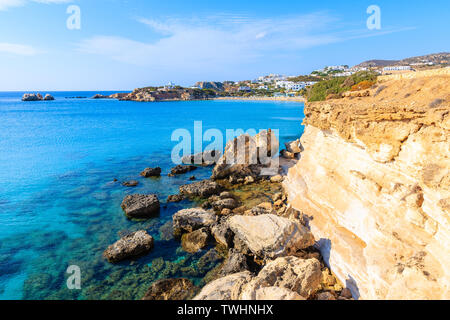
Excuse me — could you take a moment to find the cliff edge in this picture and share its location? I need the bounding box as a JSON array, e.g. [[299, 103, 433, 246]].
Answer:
[[284, 68, 450, 299]]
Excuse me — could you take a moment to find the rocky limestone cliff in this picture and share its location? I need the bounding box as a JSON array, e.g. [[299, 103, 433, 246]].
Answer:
[[284, 68, 450, 299]]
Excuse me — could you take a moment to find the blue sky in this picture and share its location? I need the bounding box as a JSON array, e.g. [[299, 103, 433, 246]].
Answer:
[[0, 0, 448, 90]]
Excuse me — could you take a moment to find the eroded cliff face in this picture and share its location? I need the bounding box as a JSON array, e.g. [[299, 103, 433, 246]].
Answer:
[[284, 68, 450, 299]]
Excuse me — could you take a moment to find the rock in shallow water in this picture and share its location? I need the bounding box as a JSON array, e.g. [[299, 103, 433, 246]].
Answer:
[[103, 230, 154, 263], [181, 228, 210, 253], [140, 167, 161, 177], [121, 194, 160, 219], [228, 214, 315, 259], [122, 180, 139, 187], [172, 208, 217, 236], [170, 165, 197, 175], [142, 278, 196, 300], [179, 180, 222, 198], [166, 194, 184, 203]]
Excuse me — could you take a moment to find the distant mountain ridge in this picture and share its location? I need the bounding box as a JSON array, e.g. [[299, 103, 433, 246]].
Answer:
[[354, 52, 449, 68]]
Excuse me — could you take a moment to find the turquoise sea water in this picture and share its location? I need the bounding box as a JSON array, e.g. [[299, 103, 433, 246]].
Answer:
[[0, 92, 305, 300]]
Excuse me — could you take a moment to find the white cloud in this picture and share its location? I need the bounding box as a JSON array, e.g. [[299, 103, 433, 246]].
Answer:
[[0, 42, 39, 55], [0, 0, 25, 10], [0, 0, 71, 10], [76, 13, 414, 78], [78, 13, 340, 70]]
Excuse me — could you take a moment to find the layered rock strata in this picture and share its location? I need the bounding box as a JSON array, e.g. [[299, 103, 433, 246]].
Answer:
[[284, 68, 450, 299]]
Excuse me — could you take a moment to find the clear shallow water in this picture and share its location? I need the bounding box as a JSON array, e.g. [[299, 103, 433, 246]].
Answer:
[[0, 92, 305, 300]]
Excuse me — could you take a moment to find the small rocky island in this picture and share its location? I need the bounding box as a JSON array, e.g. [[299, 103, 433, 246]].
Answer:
[[92, 87, 216, 102], [22, 93, 55, 101]]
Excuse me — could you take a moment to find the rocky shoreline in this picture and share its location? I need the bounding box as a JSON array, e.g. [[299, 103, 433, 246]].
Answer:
[[102, 130, 353, 300]]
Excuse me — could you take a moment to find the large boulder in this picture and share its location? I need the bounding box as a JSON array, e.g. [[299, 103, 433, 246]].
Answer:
[[181, 228, 210, 253], [228, 214, 315, 259], [103, 230, 154, 263], [121, 194, 160, 219], [172, 208, 217, 236], [240, 257, 321, 299], [140, 167, 161, 177], [142, 278, 196, 300], [285, 139, 302, 154], [193, 271, 253, 300], [211, 130, 279, 180], [179, 180, 222, 198]]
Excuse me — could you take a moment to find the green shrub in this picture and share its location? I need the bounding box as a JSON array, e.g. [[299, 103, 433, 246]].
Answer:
[[307, 71, 378, 102]]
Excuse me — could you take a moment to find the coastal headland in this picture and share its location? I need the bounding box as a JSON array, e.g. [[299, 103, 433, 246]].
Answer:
[[284, 67, 450, 299]]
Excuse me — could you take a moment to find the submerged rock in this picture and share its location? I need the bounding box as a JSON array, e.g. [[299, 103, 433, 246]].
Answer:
[[122, 180, 139, 187], [140, 167, 161, 177], [121, 194, 160, 219], [172, 208, 217, 236], [193, 271, 253, 300], [181, 228, 210, 253], [103, 230, 154, 263], [197, 249, 223, 273], [142, 278, 196, 300], [179, 179, 222, 198], [228, 214, 315, 259], [240, 257, 321, 299]]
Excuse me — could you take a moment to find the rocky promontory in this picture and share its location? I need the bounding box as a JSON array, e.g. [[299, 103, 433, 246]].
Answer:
[[119, 87, 216, 102]]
